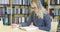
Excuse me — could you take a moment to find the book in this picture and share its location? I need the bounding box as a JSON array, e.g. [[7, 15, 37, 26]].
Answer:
[[23, 0, 28, 5], [3, 17, 8, 25], [27, 0, 30, 5], [54, 8, 58, 16], [19, 26, 38, 31], [12, 16, 15, 23], [51, 0, 55, 4], [22, 8, 25, 14], [21, 17, 25, 23], [4, 0, 9, 4], [58, 9, 60, 15], [20, 8, 22, 14], [12, 8, 15, 14], [19, 17, 22, 24], [0, 8, 4, 15], [57, 0, 59, 4], [7, 7, 11, 14], [25, 8, 29, 14], [12, 0, 18, 4], [18, 8, 20, 14], [18, 0, 22, 5], [0, 0, 2, 4], [8, 14, 10, 25], [16, 17, 19, 24], [16, 8, 19, 14], [4, 7, 7, 14]]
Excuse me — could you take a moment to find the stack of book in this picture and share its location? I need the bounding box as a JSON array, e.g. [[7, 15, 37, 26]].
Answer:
[[50, 8, 59, 16], [4, 7, 11, 14], [50, 0, 60, 5], [22, 8, 29, 14], [15, 8, 29, 14], [16, 17, 26, 24], [12, 0, 30, 5], [0, 0, 9, 4]]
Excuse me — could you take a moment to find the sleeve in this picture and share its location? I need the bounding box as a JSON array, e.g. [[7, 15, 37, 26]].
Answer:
[[39, 14, 51, 31], [21, 11, 34, 27]]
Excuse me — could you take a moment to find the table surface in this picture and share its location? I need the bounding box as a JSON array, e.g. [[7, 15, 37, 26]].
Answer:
[[0, 25, 48, 32]]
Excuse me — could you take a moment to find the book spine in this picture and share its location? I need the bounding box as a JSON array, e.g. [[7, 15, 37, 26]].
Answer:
[[22, 17, 25, 23], [16, 17, 19, 24], [19, 17, 22, 24], [18, 8, 20, 14], [19, 0, 22, 5]]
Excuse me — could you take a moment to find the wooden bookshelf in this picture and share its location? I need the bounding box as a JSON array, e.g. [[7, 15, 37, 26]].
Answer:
[[0, 0, 30, 25]]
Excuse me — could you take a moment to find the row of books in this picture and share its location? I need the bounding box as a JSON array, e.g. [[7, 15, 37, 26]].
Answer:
[[0, 0, 30, 5], [0, 8, 29, 15], [50, 8, 60, 16], [12, 0, 30, 5], [3, 15, 10, 25], [50, 0, 60, 5], [12, 16, 27, 24], [0, 0, 9, 4]]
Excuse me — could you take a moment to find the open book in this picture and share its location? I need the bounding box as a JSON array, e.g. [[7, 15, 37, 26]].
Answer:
[[19, 26, 39, 31]]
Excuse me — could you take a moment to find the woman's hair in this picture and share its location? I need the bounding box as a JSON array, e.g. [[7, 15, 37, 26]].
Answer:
[[30, 0, 46, 18]]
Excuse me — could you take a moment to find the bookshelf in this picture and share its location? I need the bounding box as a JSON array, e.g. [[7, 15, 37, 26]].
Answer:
[[0, 0, 30, 25], [48, 0, 60, 32]]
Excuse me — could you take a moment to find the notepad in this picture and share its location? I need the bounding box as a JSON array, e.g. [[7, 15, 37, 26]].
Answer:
[[19, 26, 38, 31]]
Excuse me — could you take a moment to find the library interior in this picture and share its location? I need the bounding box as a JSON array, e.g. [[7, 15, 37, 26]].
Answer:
[[0, 0, 60, 32]]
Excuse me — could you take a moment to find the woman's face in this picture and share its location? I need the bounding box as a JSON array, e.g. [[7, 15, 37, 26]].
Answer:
[[30, 1, 38, 12]]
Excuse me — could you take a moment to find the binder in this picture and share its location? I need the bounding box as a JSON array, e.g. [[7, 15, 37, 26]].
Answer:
[[58, 9, 60, 15], [4, 0, 9, 4], [12, 16, 15, 23], [18, 8, 20, 14], [3, 17, 8, 25], [19, 0, 22, 5], [22, 8, 25, 14], [7, 7, 11, 14], [25, 8, 29, 14], [19, 17, 22, 24], [16, 8, 18, 14], [0, 0, 2, 4], [21, 17, 25, 23], [4, 7, 7, 14], [16, 17, 19, 24], [27, 0, 30, 5]]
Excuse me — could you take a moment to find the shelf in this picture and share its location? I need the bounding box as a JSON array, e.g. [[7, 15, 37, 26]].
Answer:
[[14, 14, 29, 17], [50, 4, 60, 6], [12, 4, 30, 6]]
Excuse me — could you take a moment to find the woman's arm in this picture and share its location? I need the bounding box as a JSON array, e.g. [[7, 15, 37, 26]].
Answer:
[[21, 12, 34, 27], [39, 13, 51, 31]]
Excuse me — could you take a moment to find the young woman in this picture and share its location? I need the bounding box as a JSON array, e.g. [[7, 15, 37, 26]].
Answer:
[[20, 0, 51, 31]]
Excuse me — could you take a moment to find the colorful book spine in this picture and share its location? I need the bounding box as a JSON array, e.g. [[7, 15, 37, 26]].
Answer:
[[25, 8, 29, 14], [16, 8, 18, 14], [12, 16, 15, 23], [5, 0, 9, 4], [16, 17, 19, 24], [54, 8, 58, 16], [18, 8, 20, 14], [22, 8, 25, 14], [27, 0, 30, 5], [21, 17, 25, 23], [4, 7, 7, 14], [19, 17, 22, 24], [3, 17, 8, 25], [19, 0, 22, 5], [7, 7, 11, 14], [58, 9, 60, 15]]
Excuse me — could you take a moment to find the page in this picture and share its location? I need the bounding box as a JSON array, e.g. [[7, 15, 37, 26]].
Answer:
[[19, 26, 38, 31]]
